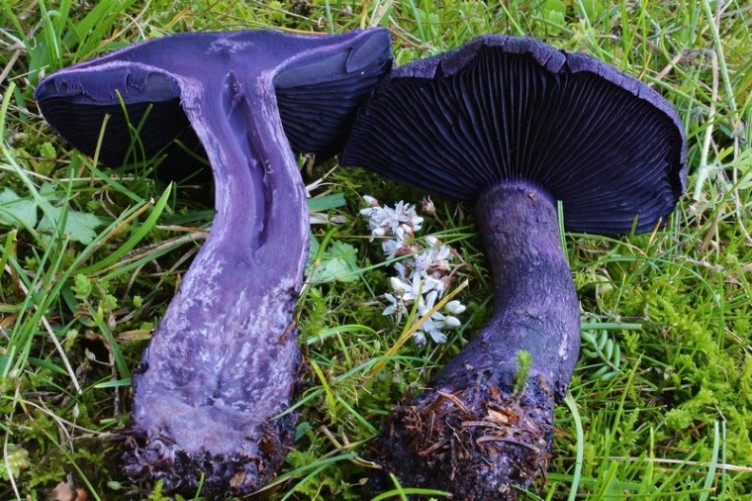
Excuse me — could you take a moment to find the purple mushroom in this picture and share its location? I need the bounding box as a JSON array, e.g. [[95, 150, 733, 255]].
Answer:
[[35, 29, 392, 495], [342, 36, 686, 498]]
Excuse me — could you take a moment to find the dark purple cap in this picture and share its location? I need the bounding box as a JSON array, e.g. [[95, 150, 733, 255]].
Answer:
[[341, 35, 687, 235], [35, 29, 392, 175]]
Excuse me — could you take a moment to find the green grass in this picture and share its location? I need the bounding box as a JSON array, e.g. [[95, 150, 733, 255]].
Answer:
[[1, 0, 751, 499]]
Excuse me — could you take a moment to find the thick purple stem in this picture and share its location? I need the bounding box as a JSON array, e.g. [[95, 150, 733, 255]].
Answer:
[[123, 71, 307, 495], [441, 182, 580, 394], [374, 182, 580, 500]]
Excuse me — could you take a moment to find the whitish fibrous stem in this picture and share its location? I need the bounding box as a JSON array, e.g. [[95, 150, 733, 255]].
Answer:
[[373, 181, 580, 500]]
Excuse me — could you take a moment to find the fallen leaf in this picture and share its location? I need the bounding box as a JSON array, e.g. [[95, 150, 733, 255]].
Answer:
[[52, 483, 73, 501], [51, 483, 87, 501]]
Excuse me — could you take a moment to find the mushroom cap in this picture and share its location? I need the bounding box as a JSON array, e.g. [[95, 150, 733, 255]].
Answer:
[[341, 35, 687, 235], [34, 29, 392, 176]]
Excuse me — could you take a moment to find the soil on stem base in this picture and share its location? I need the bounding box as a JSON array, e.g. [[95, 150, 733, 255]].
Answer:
[[373, 369, 554, 500]]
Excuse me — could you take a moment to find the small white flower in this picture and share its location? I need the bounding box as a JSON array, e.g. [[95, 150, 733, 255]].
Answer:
[[412, 245, 453, 279], [383, 293, 398, 314], [445, 300, 466, 315], [383, 293, 407, 322], [421, 196, 436, 215], [362, 196, 466, 346], [381, 239, 399, 258], [363, 195, 379, 206], [412, 330, 427, 346], [393, 262, 408, 281], [406, 278, 424, 302], [444, 316, 461, 327], [422, 277, 446, 294], [421, 290, 438, 314], [420, 317, 448, 343], [389, 276, 410, 293], [427, 328, 447, 344]]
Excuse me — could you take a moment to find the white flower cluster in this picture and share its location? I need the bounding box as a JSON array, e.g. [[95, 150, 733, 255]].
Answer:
[[361, 195, 466, 345]]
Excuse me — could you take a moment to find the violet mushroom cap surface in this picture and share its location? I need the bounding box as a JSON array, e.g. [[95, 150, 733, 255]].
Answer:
[[35, 28, 392, 496], [341, 35, 686, 498]]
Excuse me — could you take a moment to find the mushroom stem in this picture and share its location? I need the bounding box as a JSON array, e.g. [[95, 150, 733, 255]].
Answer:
[[442, 181, 580, 395], [374, 182, 580, 500], [123, 75, 307, 495]]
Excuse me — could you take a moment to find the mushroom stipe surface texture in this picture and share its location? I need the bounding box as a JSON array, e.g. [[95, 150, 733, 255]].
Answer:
[[342, 35, 686, 499], [35, 29, 392, 496]]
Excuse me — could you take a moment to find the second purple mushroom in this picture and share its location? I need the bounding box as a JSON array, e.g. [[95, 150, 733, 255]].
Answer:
[[343, 36, 686, 499]]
